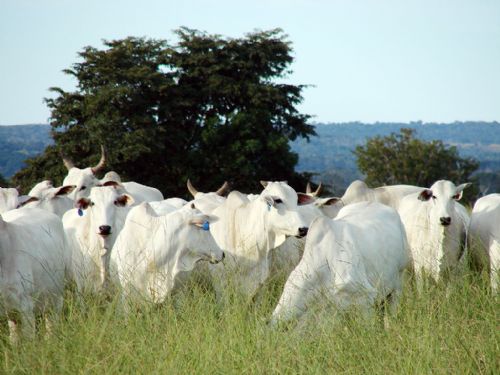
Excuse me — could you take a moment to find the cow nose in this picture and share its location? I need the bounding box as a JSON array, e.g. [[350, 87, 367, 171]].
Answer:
[[99, 225, 112, 235], [298, 227, 309, 238], [439, 217, 451, 226]]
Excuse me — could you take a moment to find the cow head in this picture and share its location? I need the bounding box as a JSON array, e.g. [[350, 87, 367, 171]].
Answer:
[[260, 181, 311, 240], [417, 180, 471, 226], [21, 181, 76, 217], [76, 185, 134, 242], [62, 145, 106, 202], [173, 205, 224, 272]]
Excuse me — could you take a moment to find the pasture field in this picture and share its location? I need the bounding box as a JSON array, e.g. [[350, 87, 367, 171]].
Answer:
[[0, 269, 498, 374]]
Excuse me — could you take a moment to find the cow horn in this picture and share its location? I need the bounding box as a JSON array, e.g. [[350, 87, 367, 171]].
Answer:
[[62, 156, 75, 170], [260, 181, 268, 188], [187, 179, 198, 197], [306, 182, 312, 194], [91, 145, 106, 174], [215, 181, 230, 196], [313, 182, 323, 197]]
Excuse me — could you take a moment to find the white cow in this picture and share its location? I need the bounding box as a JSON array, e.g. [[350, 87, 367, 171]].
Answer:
[[0, 208, 68, 341], [468, 194, 500, 291], [62, 145, 107, 202], [63, 185, 135, 292], [207, 181, 310, 298], [0, 187, 20, 213], [271, 202, 410, 325], [101, 171, 164, 203], [316, 180, 423, 218], [110, 202, 224, 304], [398, 180, 471, 284], [20, 180, 76, 217]]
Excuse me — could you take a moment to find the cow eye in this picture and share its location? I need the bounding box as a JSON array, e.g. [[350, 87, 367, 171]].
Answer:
[[81, 186, 87, 191], [274, 198, 283, 204]]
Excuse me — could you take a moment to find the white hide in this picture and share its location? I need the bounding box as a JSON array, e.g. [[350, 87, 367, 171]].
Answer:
[[271, 202, 410, 325], [101, 171, 164, 203], [63, 186, 134, 292], [397, 180, 470, 283], [0, 208, 68, 340], [208, 181, 310, 298], [110, 203, 224, 303], [468, 194, 500, 291], [0, 187, 20, 214]]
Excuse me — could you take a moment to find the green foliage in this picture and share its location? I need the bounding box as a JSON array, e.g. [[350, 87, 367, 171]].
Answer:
[[12, 29, 314, 196], [0, 268, 497, 373], [354, 128, 480, 199]]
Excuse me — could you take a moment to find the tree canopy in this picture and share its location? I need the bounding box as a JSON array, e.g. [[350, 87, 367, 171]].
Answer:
[[354, 128, 479, 198], [13, 28, 315, 196]]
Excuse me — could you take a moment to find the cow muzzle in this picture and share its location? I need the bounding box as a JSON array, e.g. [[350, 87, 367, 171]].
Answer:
[[439, 217, 451, 226], [210, 251, 225, 264], [98, 225, 112, 236], [296, 227, 309, 238]]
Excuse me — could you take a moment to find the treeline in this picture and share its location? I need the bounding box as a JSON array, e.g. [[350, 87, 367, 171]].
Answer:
[[292, 121, 500, 194]]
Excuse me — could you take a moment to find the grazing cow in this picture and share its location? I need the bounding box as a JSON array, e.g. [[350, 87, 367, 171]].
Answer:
[[62, 145, 107, 202], [397, 180, 471, 284], [0, 208, 68, 341], [20, 180, 76, 217], [207, 181, 311, 298], [110, 202, 224, 304], [101, 171, 164, 203], [63, 185, 135, 292], [468, 194, 500, 291], [271, 202, 410, 325]]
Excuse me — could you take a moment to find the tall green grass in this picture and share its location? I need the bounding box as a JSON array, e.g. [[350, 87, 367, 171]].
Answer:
[[0, 268, 498, 374]]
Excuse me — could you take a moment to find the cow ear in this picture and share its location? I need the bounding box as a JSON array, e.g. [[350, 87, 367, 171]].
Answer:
[[115, 194, 134, 207], [17, 196, 39, 207], [315, 197, 341, 207], [103, 181, 122, 189], [297, 193, 314, 205], [418, 189, 433, 201], [453, 183, 471, 201], [77, 198, 92, 210], [55, 185, 76, 196]]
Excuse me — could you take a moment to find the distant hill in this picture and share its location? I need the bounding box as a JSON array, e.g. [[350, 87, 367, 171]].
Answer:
[[0, 124, 52, 178], [1, 122, 500, 193], [292, 121, 500, 194]]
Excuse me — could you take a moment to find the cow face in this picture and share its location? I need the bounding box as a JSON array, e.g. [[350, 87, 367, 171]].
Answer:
[[63, 167, 101, 202], [174, 207, 224, 271], [417, 180, 471, 226], [260, 181, 310, 239], [76, 186, 134, 244]]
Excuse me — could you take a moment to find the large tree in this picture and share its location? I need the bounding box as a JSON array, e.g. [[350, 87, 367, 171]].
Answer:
[[354, 128, 479, 198], [13, 28, 314, 196]]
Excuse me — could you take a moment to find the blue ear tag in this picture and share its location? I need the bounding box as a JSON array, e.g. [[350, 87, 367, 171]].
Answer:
[[78, 208, 84, 216], [267, 202, 272, 211], [202, 221, 210, 231]]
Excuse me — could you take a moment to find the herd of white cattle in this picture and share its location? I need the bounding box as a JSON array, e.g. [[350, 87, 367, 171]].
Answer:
[[0, 148, 499, 341]]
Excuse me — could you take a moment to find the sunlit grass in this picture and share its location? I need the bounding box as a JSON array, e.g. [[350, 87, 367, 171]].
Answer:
[[0, 266, 498, 374]]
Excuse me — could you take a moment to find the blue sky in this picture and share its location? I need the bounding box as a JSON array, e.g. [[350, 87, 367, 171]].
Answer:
[[1, 0, 499, 125]]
